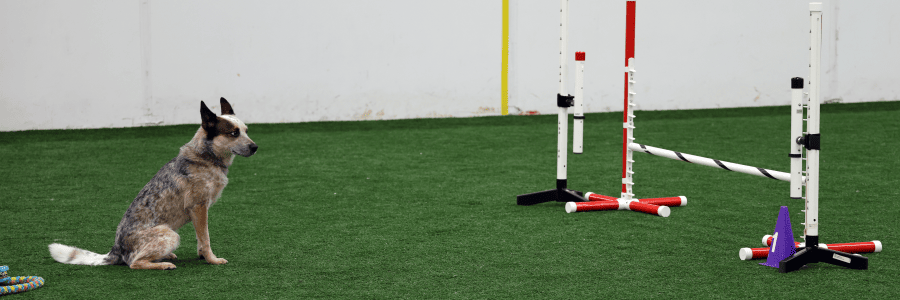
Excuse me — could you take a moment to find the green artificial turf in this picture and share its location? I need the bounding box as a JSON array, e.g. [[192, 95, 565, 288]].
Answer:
[[1, 101, 898, 298]]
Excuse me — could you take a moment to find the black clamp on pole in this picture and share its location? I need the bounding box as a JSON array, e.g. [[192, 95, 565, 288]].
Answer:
[[557, 93, 574, 108], [791, 77, 804, 89], [796, 134, 821, 150]]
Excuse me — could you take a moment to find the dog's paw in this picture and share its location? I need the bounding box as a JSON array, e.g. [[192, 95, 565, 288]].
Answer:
[[164, 253, 178, 260], [161, 262, 177, 270], [207, 257, 228, 265]]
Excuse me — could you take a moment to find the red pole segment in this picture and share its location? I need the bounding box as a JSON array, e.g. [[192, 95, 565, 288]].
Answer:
[[621, 128, 628, 194], [584, 192, 618, 202], [621, 1, 636, 194], [738, 248, 770, 260], [628, 201, 669, 217], [638, 196, 687, 207], [565, 200, 619, 213]]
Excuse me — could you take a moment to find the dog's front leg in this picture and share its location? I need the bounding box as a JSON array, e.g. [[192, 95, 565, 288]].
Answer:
[[190, 203, 228, 265]]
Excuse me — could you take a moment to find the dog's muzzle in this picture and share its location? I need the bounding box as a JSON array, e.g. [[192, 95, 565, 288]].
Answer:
[[235, 143, 258, 157]]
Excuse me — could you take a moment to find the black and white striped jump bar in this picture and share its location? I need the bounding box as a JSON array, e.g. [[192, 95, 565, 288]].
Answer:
[[628, 143, 796, 182]]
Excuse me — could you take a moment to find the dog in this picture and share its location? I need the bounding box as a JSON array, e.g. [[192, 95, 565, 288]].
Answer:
[[49, 98, 257, 270]]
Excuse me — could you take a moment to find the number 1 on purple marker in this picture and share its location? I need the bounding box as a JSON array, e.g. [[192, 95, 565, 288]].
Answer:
[[771, 232, 779, 252]]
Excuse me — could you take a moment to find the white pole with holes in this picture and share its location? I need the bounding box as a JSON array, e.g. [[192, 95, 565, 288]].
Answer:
[[574, 52, 585, 154], [556, 0, 569, 184]]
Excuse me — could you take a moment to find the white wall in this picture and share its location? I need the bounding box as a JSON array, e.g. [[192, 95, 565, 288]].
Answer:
[[0, 0, 500, 131], [1, 0, 898, 131], [509, 0, 900, 114]]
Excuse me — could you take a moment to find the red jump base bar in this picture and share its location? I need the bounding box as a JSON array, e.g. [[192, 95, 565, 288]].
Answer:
[[739, 235, 882, 260], [564, 192, 686, 217]]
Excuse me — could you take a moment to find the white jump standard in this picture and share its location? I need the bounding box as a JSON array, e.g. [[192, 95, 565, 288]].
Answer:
[[563, 1, 686, 218], [769, 3, 874, 272], [516, 0, 589, 206]]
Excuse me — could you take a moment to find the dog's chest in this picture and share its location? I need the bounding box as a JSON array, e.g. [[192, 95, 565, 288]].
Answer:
[[193, 169, 228, 205]]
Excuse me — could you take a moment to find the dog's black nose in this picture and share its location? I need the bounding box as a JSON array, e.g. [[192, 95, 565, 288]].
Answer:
[[250, 144, 258, 153]]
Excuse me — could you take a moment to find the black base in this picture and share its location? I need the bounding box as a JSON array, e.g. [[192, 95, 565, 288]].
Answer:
[[778, 246, 869, 273], [516, 188, 587, 206]]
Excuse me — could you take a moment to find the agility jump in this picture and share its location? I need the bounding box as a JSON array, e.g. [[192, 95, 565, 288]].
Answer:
[[593, 2, 876, 272], [515, 0, 879, 272], [589, 2, 876, 272]]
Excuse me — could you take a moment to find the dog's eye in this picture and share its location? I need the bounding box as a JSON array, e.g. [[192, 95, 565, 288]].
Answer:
[[231, 130, 240, 137]]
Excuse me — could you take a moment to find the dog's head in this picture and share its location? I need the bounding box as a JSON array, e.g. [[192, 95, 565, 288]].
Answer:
[[200, 98, 258, 158]]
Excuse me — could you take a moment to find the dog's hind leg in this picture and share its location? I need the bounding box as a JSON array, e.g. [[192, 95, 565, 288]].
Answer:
[[128, 225, 180, 270]]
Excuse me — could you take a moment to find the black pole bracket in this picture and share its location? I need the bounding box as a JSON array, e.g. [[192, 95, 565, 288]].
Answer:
[[557, 94, 574, 108], [797, 134, 821, 150]]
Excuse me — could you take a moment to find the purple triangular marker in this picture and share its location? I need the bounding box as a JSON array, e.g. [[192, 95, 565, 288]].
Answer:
[[760, 206, 796, 268]]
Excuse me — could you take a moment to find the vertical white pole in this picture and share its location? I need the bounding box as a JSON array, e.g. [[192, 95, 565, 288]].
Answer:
[[805, 2, 823, 241], [789, 78, 804, 199], [622, 57, 636, 200], [559, 0, 568, 96], [574, 52, 585, 154], [557, 0, 569, 184]]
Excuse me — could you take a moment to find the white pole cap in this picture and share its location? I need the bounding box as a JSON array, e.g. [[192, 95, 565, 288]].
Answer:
[[738, 248, 754, 260], [810, 2, 823, 12], [658, 206, 671, 218]]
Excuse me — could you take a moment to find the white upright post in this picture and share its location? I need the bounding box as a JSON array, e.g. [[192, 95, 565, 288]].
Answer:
[[777, 3, 869, 272], [622, 58, 636, 200], [556, 0, 570, 189], [789, 77, 804, 199], [804, 2, 823, 243], [514, 0, 582, 205], [573, 52, 585, 154]]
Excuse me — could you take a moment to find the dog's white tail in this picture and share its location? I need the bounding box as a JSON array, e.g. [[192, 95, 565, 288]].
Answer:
[[48, 243, 111, 266]]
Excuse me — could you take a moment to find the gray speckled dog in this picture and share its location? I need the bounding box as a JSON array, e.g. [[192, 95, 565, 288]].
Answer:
[[49, 98, 257, 270]]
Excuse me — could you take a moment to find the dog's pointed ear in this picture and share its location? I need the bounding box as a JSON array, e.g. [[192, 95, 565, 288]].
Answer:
[[220, 97, 235, 115], [200, 101, 218, 131]]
